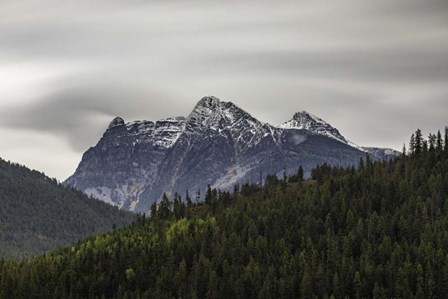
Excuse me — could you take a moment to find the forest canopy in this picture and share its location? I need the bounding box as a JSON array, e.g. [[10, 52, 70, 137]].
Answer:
[[1, 128, 448, 298], [0, 158, 134, 259]]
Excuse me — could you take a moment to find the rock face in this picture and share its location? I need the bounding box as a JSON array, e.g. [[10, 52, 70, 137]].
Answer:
[[65, 96, 399, 212]]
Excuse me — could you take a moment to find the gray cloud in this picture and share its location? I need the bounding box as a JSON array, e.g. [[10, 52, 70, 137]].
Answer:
[[0, 0, 447, 179], [0, 76, 192, 151]]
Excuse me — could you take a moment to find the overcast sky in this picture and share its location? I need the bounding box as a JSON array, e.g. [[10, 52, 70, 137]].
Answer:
[[0, 0, 447, 180]]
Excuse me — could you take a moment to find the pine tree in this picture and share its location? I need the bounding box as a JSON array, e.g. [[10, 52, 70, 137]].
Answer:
[[436, 130, 443, 151], [445, 126, 448, 152], [428, 133, 436, 151], [359, 157, 365, 170], [353, 271, 362, 298], [206, 270, 218, 299], [159, 193, 171, 219], [297, 166, 304, 182], [205, 185, 213, 206], [409, 133, 416, 154], [186, 190, 192, 207], [150, 202, 157, 218], [282, 167, 288, 190], [415, 129, 423, 154]]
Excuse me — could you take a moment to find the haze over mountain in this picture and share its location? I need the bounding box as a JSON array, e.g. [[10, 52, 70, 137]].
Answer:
[[65, 96, 398, 212]]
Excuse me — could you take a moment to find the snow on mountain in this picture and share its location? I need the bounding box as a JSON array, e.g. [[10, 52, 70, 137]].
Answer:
[[66, 96, 398, 212], [126, 117, 186, 148], [361, 147, 400, 160], [279, 111, 348, 144], [186, 96, 275, 151], [107, 116, 187, 149], [108, 116, 125, 128]]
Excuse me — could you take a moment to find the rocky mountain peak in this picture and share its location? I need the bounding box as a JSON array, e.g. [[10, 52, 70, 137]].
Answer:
[[195, 96, 221, 109], [187, 96, 248, 131], [279, 111, 347, 144], [293, 110, 326, 124], [108, 117, 125, 129], [66, 96, 399, 212], [192, 96, 242, 114]]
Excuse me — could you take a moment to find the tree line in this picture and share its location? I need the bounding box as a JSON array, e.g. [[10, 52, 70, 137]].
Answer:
[[0, 128, 448, 298]]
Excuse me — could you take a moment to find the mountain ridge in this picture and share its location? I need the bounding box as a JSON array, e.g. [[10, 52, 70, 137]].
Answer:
[[65, 96, 399, 212], [0, 157, 134, 258]]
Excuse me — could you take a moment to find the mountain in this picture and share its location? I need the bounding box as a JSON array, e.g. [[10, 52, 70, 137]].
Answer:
[[0, 158, 134, 258], [2, 129, 447, 298], [279, 110, 348, 144], [65, 96, 399, 212]]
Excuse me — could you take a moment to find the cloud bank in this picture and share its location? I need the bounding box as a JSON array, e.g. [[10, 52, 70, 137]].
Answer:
[[0, 0, 447, 179]]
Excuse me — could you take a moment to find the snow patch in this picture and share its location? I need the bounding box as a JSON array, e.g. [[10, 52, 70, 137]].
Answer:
[[212, 164, 252, 190], [289, 133, 308, 145], [85, 187, 116, 206]]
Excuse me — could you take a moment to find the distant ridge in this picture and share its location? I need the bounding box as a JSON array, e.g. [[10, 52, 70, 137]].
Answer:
[[0, 157, 134, 258]]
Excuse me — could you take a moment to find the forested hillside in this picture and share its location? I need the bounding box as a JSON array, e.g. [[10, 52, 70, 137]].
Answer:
[[0, 128, 447, 298], [0, 158, 135, 258]]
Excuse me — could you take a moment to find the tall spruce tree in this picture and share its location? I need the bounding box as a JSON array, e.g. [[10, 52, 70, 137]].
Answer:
[[415, 129, 423, 154]]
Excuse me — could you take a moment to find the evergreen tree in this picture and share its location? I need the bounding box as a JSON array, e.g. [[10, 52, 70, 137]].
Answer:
[[437, 130, 443, 151], [409, 133, 416, 154], [415, 129, 423, 154], [445, 126, 448, 152], [297, 165, 304, 182], [186, 190, 192, 207], [159, 193, 172, 219]]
